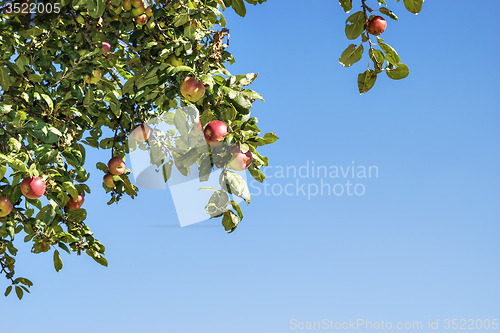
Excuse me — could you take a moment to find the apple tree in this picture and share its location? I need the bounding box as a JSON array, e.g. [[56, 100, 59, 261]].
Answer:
[[0, 0, 422, 298]]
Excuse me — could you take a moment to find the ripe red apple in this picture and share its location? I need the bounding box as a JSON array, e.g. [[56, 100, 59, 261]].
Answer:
[[180, 77, 206, 103], [67, 193, 84, 210], [204, 120, 228, 147], [131, 124, 151, 142], [103, 174, 115, 188], [102, 42, 111, 55], [0, 196, 13, 217], [228, 146, 253, 171], [108, 157, 126, 175], [84, 68, 102, 84], [367, 16, 387, 36], [136, 13, 148, 25], [20, 176, 46, 200]]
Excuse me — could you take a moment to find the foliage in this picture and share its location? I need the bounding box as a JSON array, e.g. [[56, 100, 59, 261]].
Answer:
[[0, 0, 422, 298], [339, 0, 424, 93]]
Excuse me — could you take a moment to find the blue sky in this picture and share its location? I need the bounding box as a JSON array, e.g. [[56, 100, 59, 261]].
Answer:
[[1, 1, 499, 332]]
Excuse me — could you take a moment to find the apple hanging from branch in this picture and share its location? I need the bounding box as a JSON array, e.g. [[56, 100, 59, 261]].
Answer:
[[0, 197, 13, 218], [203, 120, 228, 147], [103, 174, 115, 188], [180, 77, 206, 103], [20, 176, 46, 200], [67, 193, 85, 210], [228, 146, 253, 171], [108, 157, 126, 175], [367, 16, 387, 36], [136, 14, 148, 25], [131, 124, 151, 142]]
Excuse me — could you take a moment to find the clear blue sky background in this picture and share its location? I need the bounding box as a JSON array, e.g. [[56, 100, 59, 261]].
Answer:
[[2, 1, 499, 332]]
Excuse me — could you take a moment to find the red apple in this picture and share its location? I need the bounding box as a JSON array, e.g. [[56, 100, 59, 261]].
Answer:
[[228, 146, 253, 171], [67, 193, 84, 210], [204, 120, 228, 147], [180, 77, 205, 103], [0, 196, 13, 217], [131, 124, 151, 142], [20, 176, 46, 199], [108, 157, 126, 175], [103, 174, 115, 188], [102, 42, 111, 55], [136, 13, 148, 25], [367, 16, 387, 36]]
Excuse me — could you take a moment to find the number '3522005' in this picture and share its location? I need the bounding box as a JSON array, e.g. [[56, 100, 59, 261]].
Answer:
[[2, 1, 61, 15]]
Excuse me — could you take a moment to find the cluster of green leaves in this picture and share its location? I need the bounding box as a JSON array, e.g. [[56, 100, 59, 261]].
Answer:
[[220, 0, 267, 17], [338, 0, 424, 94], [0, 0, 272, 297]]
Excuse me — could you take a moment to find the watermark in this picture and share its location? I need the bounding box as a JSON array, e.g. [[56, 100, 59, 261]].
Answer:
[[289, 318, 499, 330], [127, 106, 380, 227], [250, 161, 379, 199], [128, 106, 248, 227]]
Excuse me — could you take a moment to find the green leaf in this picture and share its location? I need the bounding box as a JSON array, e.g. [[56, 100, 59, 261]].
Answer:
[[183, 26, 196, 40], [379, 43, 401, 65], [222, 210, 239, 232], [62, 182, 79, 200], [15, 286, 23, 300], [231, 0, 246, 17], [358, 70, 378, 94], [403, 0, 424, 14], [0, 164, 6, 180], [248, 165, 265, 183], [345, 11, 365, 40], [198, 187, 217, 191], [230, 201, 243, 220], [339, 0, 352, 13], [386, 63, 409, 80], [370, 48, 385, 71], [58, 242, 71, 255], [379, 7, 398, 20], [225, 171, 251, 203], [0, 67, 12, 92], [206, 190, 230, 216], [39, 94, 54, 112], [53, 250, 63, 272], [16, 278, 33, 287], [88, 0, 106, 18], [162, 160, 173, 182], [171, 65, 193, 74], [339, 44, 364, 67], [5, 286, 12, 297], [0, 103, 12, 115], [89, 252, 108, 267]]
